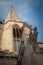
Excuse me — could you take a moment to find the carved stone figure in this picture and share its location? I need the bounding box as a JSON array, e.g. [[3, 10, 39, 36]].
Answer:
[[33, 27, 38, 42], [29, 27, 38, 42]]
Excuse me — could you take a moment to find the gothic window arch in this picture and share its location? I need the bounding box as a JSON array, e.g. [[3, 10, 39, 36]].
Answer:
[[13, 24, 22, 53]]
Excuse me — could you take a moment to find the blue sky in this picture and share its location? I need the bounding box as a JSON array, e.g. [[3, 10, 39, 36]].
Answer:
[[0, 0, 43, 42]]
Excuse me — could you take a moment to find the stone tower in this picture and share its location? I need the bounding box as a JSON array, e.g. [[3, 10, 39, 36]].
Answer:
[[0, 7, 30, 55]]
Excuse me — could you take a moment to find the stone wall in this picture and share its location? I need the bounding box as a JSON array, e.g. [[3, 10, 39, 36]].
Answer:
[[21, 41, 43, 65]]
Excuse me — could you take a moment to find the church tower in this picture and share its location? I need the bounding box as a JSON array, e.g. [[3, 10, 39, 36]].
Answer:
[[1, 7, 30, 55]]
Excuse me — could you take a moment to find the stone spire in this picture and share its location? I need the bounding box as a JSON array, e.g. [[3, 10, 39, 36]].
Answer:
[[5, 7, 20, 22]]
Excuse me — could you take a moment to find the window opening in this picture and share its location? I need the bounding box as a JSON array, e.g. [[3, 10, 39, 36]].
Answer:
[[14, 40, 17, 51], [13, 25, 22, 52], [13, 28, 16, 37]]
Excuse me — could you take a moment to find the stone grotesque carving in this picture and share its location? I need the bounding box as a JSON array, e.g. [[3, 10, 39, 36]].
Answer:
[[29, 27, 38, 42], [29, 27, 38, 52], [33, 27, 38, 42]]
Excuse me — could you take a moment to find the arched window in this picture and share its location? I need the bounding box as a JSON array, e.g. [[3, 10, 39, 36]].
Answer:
[[16, 28, 20, 37], [13, 25, 22, 53], [13, 28, 16, 37]]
